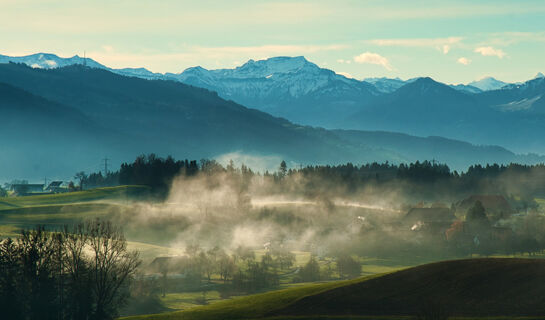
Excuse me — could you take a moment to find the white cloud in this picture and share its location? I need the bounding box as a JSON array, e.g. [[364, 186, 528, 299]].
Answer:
[[370, 37, 462, 48], [353, 52, 392, 70], [102, 45, 114, 53], [457, 57, 471, 65], [369, 37, 462, 54], [336, 71, 354, 78], [345, 4, 545, 20], [337, 59, 346, 63], [474, 46, 506, 58], [484, 31, 545, 46]]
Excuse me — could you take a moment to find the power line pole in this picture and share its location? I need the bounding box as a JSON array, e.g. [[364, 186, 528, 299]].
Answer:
[[102, 158, 109, 176]]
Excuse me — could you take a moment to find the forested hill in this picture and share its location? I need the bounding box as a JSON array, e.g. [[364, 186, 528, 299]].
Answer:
[[0, 63, 369, 178]]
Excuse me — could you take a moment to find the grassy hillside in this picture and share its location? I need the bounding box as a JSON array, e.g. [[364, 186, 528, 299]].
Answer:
[[120, 277, 376, 320], [121, 258, 545, 320], [0, 185, 149, 209], [0, 185, 149, 232], [278, 258, 545, 318]]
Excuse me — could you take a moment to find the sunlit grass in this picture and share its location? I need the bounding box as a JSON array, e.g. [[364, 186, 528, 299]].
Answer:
[[0, 186, 149, 240], [160, 291, 223, 311], [119, 276, 372, 320], [0, 185, 149, 209]]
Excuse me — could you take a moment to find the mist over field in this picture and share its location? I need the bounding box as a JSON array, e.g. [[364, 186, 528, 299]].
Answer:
[[90, 160, 544, 268], [3, 1, 545, 318]]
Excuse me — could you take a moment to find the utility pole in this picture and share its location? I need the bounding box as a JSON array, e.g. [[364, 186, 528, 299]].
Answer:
[[102, 157, 109, 176]]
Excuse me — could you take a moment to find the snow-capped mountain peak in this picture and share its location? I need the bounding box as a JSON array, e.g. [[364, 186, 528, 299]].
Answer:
[[235, 56, 315, 76], [0, 52, 107, 70], [363, 77, 407, 93], [534, 72, 545, 79], [179, 56, 320, 81], [468, 76, 508, 91], [176, 56, 377, 99], [172, 56, 380, 124]]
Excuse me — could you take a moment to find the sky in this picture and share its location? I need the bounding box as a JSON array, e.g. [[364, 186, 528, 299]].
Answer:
[[2, 0, 545, 84]]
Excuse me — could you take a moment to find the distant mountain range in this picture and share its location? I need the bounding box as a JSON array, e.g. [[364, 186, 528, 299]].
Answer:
[[8, 53, 545, 148], [342, 76, 545, 151], [1, 61, 542, 180], [164, 57, 544, 153]]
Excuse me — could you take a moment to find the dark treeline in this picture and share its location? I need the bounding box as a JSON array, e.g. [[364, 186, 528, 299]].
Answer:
[[82, 154, 199, 194], [81, 155, 545, 199], [0, 220, 140, 320], [83, 172, 119, 189]]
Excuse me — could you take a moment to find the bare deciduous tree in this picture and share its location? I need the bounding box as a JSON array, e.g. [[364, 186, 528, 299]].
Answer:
[[86, 219, 140, 319]]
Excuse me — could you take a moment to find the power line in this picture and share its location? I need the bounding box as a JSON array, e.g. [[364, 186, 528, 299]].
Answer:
[[102, 157, 109, 176]]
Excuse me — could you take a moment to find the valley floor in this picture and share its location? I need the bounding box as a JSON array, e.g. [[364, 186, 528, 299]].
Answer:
[[3, 188, 545, 320]]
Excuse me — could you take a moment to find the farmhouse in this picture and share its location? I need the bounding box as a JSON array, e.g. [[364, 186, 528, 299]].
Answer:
[[404, 207, 456, 234], [10, 183, 45, 195], [148, 256, 189, 275], [45, 181, 67, 193], [456, 195, 513, 220]]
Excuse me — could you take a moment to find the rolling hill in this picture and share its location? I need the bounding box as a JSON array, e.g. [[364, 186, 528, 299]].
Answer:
[[0, 82, 129, 179], [277, 258, 545, 317], [122, 258, 545, 320], [332, 129, 542, 170], [0, 63, 386, 179]]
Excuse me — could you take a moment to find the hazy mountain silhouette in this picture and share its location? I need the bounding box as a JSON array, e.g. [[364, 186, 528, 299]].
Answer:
[[0, 63, 542, 180]]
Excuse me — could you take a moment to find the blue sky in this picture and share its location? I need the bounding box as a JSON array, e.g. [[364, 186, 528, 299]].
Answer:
[[2, 0, 545, 83]]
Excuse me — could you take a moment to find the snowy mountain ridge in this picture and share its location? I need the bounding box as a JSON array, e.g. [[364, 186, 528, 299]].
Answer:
[[172, 56, 378, 100]]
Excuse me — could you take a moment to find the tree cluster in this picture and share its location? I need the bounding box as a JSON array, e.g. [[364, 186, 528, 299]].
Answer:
[[232, 252, 280, 292], [0, 220, 140, 320], [81, 154, 545, 200]]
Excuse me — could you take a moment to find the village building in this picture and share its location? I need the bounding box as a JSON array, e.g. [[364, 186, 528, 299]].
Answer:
[[404, 207, 456, 235], [45, 181, 68, 193], [456, 195, 514, 220], [10, 183, 45, 196]]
